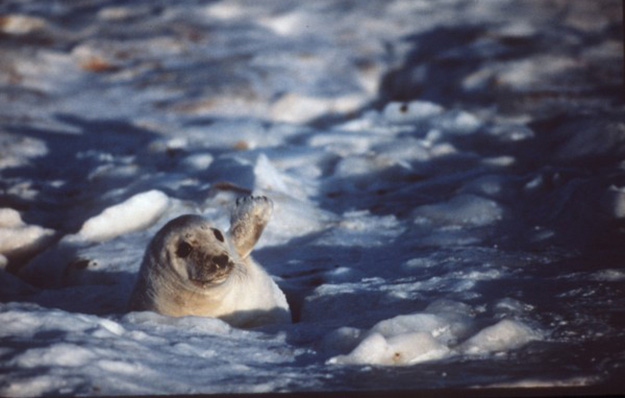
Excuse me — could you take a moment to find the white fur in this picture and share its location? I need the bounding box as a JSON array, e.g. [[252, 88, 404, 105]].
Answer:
[[128, 197, 290, 328]]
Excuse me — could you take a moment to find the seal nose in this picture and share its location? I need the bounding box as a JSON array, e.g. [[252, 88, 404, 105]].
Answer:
[[213, 254, 230, 269]]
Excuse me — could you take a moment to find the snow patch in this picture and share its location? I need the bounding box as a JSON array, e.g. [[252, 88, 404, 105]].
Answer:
[[77, 190, 169, 242], [602, 185, 625, 219], [261, 193, 337, 244], [0, 208, 55, 265], [459, 319, 541, 355], [382, 101, 444, 123], [123, 311, 232, 335], [328, 332, 450, 366], [328, 312, 540, 366], [0, 133, 48, 169], [368, 312, 465, 345], [271, 93, 366, 124], [431, 110, 482, 136], [413, 194, 504, 227], [0, 14, 46, 35], [315, 210, 404, 247], [13, 343, 97, 368]]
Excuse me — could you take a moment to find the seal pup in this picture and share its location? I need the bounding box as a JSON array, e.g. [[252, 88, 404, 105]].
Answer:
[[128, 195, 290, 328]]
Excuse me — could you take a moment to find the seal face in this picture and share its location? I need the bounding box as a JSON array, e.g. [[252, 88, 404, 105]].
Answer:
[[169, 217, 234, 287], [128, 196, 291, 328]]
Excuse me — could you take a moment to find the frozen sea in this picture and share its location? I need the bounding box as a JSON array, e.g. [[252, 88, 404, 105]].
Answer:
[[0, 0, 624, 396]]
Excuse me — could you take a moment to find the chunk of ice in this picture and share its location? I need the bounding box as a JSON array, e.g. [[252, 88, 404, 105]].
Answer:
[[459, 319, 540, 355], [328, 331, 449, 366], [0, 208, 55, 264], [77, 190, 169, 242]]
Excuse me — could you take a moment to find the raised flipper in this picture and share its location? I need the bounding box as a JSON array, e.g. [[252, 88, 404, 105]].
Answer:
[[228, 195, 273, 259]]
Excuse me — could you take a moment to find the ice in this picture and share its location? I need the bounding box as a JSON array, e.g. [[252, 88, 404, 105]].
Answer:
[[270, 93, 366, 124], [307, 131, 380, 157], [0, 0, 622, 395], [591, 269, 625, 282], [459, 319, 541, 355], [0, 208, 55, 267], [178, 120, 286, 150], [77, 190, 170, 242], [381, 102, 481, 136], [328, 332, 450, 366], [122, 311, 231, 336], [0, 14, 46, 35], [321, 326, 364, 354], [14, 343, 97, 368], [204, 2, 248, 20], [16, 209, 175, 290], [180, 153, 214, 171], [0, 133, 47, 169], [0, 302, 300, 396], [259, 11, 308, 36], [412, 194, 504, 227], [367, 312, 468, 345], [315, 210, 404, 247], [325, 296, 527, 366], [431, 110, 482, 136], [552, 117, 625, 162], [491, 298, 534, 318], [260, 193, 337, 245], [602, 185, 625, 219], [382, 101, 444, 123], [376, 137, 431, 162], [459, 175, 509, 199], [253, 154, 292, 195], [327, 309, 540, 366], [0, 208, 26, 228]]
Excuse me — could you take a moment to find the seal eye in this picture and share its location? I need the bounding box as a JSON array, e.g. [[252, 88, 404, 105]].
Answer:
[[212, 228, 224, 243], [176, 241, 193, 258]]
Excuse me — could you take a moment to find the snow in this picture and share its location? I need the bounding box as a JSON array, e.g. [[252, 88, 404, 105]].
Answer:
[[459, 319, 541, 356], [328, 331, 450, 366], [382, 101, 444, 124], [0, 14, 45, 35], [412, 194, 504, 227], [77, 190, 170, 242], [0, 209, 55, 267], [0, 0, 624, 396]]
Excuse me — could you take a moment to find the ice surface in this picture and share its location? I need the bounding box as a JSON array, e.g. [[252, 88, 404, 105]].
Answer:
[[0, 0, 623, 396], [0, 303, 302, 397]]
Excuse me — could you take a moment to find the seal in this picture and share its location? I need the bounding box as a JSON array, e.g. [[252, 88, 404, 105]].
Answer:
[[128, 195, 291, 328]]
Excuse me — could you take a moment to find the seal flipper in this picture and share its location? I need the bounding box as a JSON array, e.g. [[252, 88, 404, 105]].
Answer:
[[228, 195, 273, 259]]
